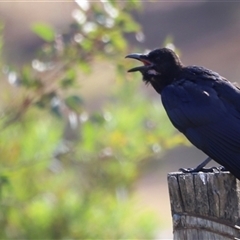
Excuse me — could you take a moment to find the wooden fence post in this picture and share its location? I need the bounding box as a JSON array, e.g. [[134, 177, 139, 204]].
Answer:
[[167, 172, 240, 239]]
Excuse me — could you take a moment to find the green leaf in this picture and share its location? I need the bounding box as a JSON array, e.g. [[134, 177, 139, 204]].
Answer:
[[21, 65, 42, 88], [31, 23, 55, 42], [60, 69, 76, 88], [116, 13, 140, 33], [65, 95, 83, 112]]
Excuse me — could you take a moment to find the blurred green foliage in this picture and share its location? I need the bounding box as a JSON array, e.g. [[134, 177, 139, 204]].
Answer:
[[0, 1, 185, 239]]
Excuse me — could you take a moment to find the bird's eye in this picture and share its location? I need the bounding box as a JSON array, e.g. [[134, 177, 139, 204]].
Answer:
[[147, 69, 158, 75]]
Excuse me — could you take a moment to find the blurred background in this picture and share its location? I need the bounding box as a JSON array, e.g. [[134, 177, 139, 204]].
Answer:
[[1, 1, 240, 239]]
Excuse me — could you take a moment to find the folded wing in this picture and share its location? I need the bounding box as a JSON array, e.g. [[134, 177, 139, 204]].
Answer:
[[161, 75, 240, 179]]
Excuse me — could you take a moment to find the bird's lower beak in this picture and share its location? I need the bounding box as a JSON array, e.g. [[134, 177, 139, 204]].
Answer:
[[125, 53, 152, 73], [127, 65, 147, 73]]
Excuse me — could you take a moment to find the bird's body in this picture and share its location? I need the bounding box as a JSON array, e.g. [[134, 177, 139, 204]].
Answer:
[[126, 48, 240, 180]]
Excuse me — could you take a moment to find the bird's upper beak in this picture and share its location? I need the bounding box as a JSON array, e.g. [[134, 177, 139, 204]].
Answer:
[[125, 53, 153, 72]]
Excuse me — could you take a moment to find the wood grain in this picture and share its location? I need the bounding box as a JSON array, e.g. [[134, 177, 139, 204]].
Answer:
[[168, 172, 240, 239]]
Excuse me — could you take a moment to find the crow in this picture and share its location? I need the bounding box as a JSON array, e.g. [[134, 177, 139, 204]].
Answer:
[[126, 47, 240, 180]]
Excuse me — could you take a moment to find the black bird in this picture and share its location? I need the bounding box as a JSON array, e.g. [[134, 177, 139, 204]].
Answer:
[[126, 48, 240, 180]]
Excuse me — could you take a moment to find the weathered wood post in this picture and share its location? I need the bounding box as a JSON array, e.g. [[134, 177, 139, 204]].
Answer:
[[168, 172, 240, 239]]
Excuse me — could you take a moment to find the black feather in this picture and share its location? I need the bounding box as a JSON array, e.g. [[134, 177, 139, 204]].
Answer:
[[126, 48, 240, 180]]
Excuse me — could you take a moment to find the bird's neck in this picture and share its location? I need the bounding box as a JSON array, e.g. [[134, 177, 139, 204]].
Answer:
[[150, 67, 183, 94]]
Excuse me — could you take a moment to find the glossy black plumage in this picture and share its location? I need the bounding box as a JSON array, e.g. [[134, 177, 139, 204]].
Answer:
[[126, 48, 240, 180]]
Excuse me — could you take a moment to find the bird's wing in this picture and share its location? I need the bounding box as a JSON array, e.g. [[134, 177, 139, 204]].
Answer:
[[161, 78, 240, 178], [161, 79, 228, 132], [213, 78, 240, 118]]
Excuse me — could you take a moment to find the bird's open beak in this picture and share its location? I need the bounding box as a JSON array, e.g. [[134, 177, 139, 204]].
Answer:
[[125, 53, 152, 72]]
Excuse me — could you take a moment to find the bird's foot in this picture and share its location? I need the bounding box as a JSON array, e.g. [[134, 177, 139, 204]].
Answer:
[[210, 166, 227, 172], [179, 165, 227, 174], [179, 167, 213, 173]]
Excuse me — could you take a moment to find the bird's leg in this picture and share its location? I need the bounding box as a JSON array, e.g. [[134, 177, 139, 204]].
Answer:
[[179, 156, 213, 173], [179, 157, 228, 173]]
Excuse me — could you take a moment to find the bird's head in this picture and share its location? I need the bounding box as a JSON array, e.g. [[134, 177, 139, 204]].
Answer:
[[126, 48, 183, 92]]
